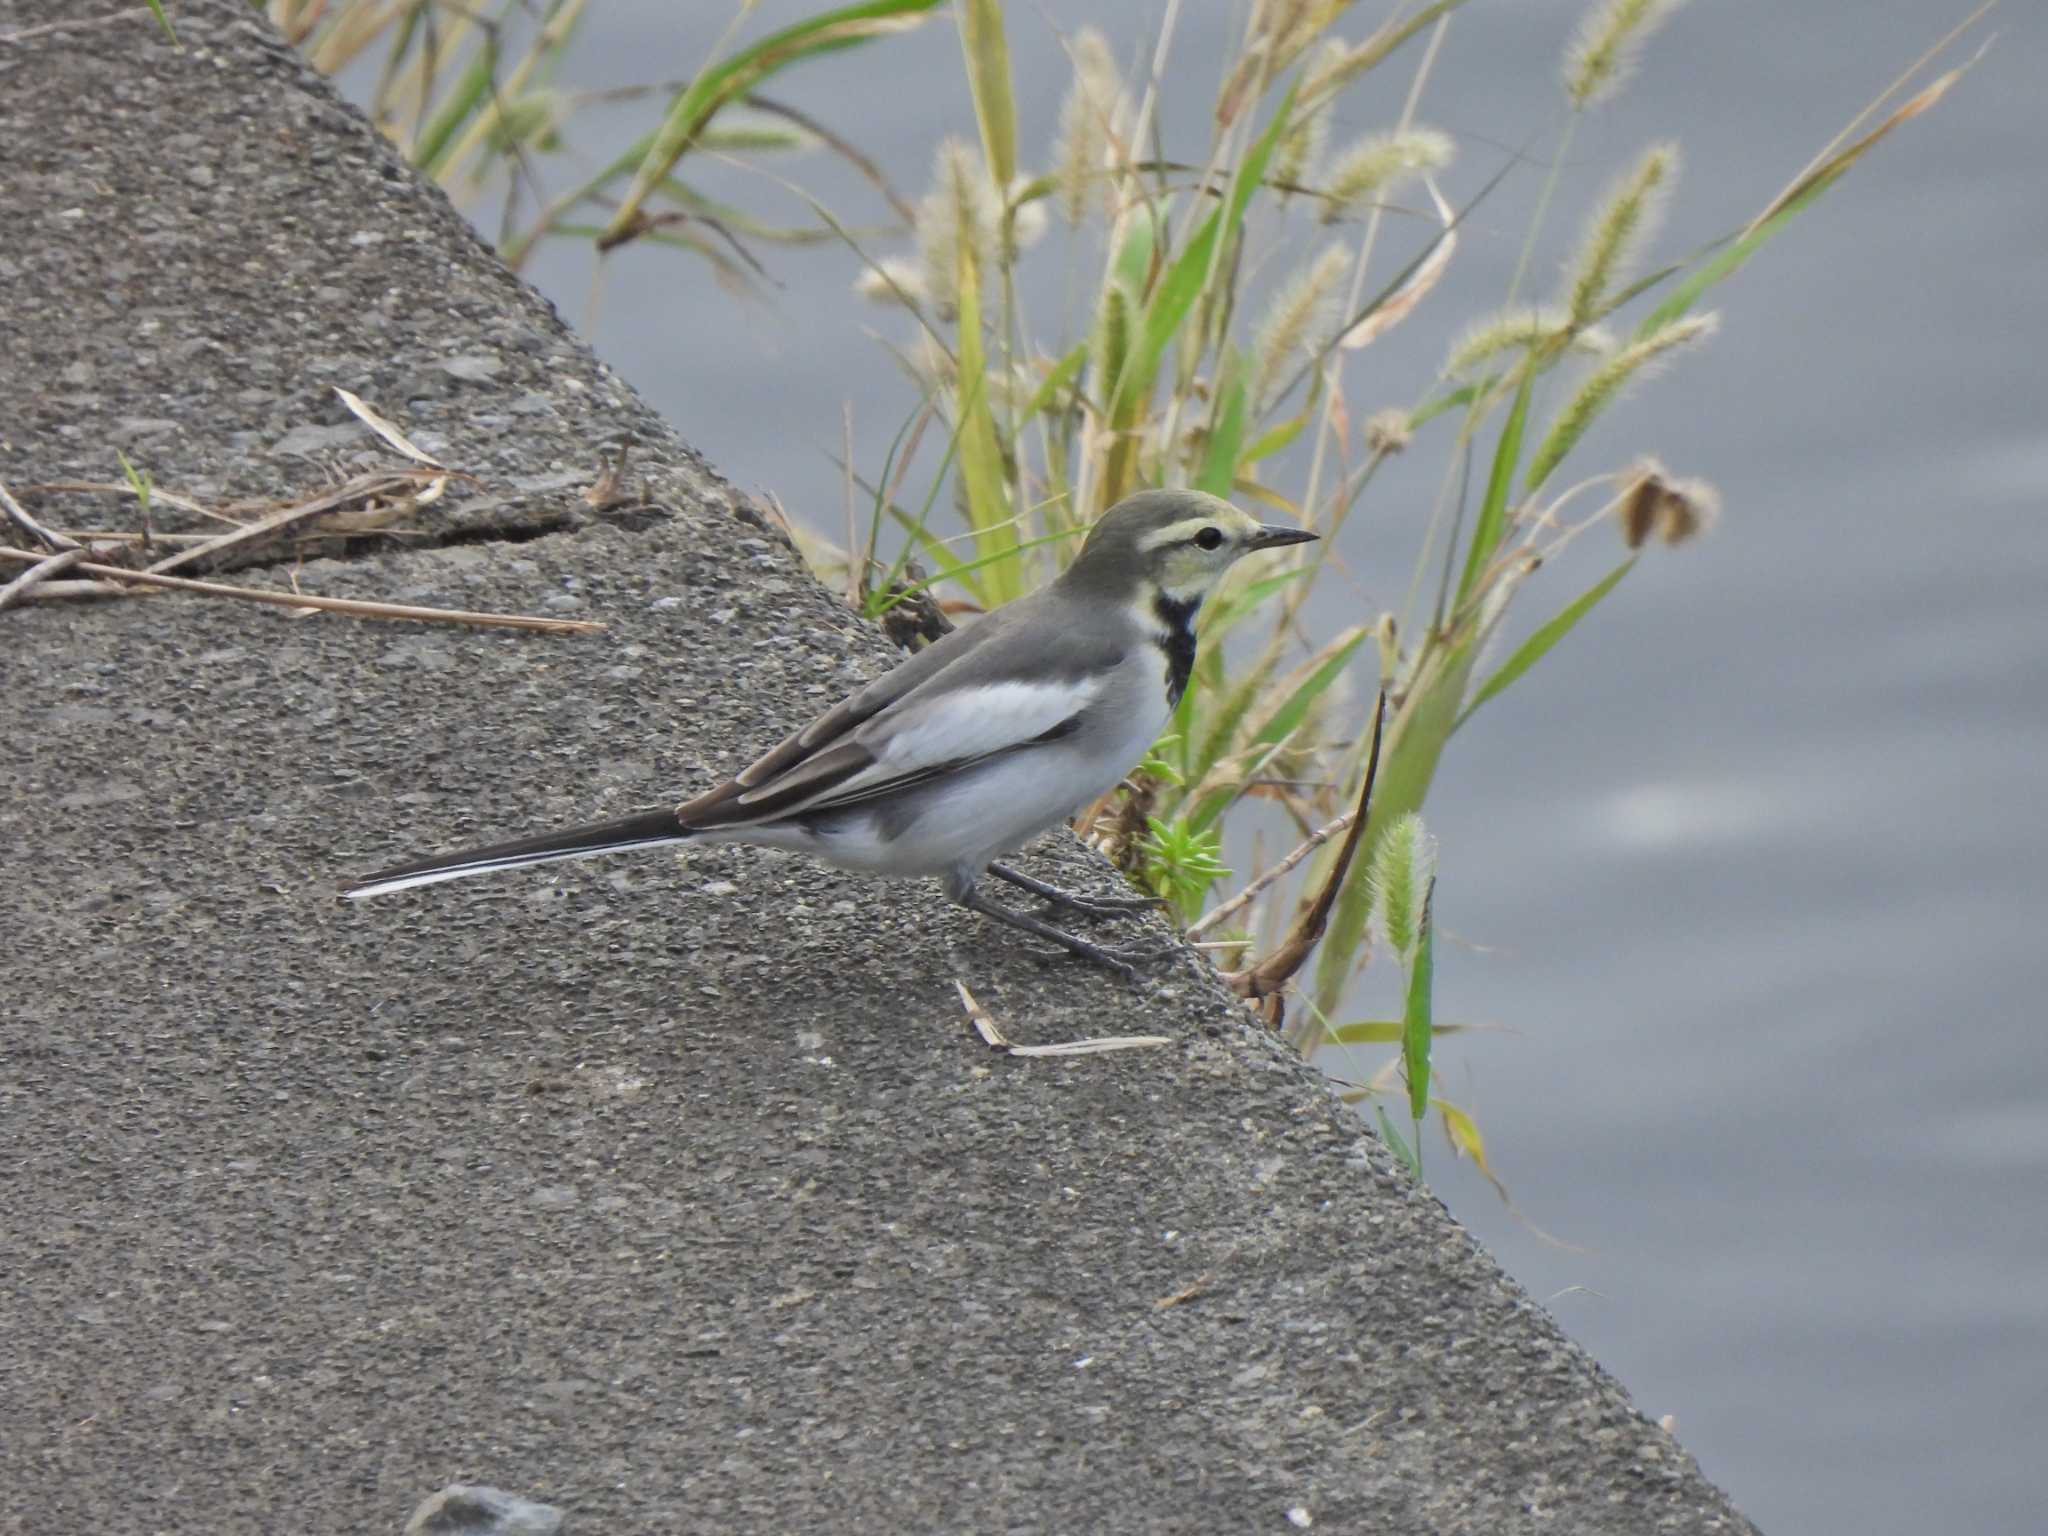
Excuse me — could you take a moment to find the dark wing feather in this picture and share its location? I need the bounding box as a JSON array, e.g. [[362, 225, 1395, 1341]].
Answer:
[[675, 596, 1031, 829], [678, 740, 876, 829]]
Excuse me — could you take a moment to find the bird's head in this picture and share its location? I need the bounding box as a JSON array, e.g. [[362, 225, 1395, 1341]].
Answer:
[[1063, 489, 1318, 609]]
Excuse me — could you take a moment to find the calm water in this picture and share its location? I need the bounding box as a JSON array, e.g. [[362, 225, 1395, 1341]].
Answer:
[[344, 3, 2048, 1530]]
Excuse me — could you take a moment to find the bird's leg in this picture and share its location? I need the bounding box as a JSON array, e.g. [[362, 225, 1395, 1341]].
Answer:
[[948, 878, 1180, 983], [985, 860, 1169, 921]]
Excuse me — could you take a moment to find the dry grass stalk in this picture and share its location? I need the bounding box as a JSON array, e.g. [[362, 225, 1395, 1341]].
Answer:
[[0, 547, 86, 612], [1221, 691, 1386, 1015], [953, 980, 1170, 1056], [144, 470, 453, 576], [20, 479, 243, 527], [0, 479, 81, 552], [1187, 802, 1360, 939], [0, 545, 603, 633]]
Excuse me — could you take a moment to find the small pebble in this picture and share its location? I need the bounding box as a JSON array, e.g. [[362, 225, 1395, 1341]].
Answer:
[[404, 1484, 564, 1536]]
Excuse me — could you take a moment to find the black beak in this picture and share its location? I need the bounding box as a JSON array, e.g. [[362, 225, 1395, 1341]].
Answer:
[[1247, 523, 1319, 551]]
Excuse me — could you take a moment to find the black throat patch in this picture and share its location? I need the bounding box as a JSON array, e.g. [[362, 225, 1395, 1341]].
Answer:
[[1152, 592, 1201, 709]]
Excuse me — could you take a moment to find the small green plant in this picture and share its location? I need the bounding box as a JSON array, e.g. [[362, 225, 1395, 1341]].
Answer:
[[116, 450, 155, 541], [1137, 816, 1231, 925]]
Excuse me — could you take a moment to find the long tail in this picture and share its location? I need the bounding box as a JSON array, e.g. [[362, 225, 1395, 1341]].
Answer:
[[342, 807, 691, 899]]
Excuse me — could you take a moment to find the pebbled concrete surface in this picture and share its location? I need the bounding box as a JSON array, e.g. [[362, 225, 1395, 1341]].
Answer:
[[0, 4, 1759, 1532]]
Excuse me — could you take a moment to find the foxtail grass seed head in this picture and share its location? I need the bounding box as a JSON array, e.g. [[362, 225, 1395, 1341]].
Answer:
[[1254, 0, 1321, 62], [1275, 39, 1346, 194], [1253, 244, 1351, 406], [917, 137, 998, 317], [1053, 27, 1128, 225], [1524, 313, 1717, 490], [1320, 128, 1455, 224], [1005, 176, 1050, 259], [1565, 0, 1686, 111], [1563, 142, 1678, 326], [1090, 280, 1133, 401], [1365, 408, 1413, 456], [1618, 459, 1720, 547], [853, 256, 928, 309], [1304, 34, 1381, 101], [1374, 611, 1400, 686], [1443, 305, 1614, 377], [1369, 811, 1436, 961]]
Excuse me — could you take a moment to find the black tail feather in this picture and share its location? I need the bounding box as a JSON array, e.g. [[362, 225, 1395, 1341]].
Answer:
[[343, 807, 689, 898]]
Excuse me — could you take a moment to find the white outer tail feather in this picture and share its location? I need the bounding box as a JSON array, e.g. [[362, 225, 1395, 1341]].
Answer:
[[343, 812, 692, 900]]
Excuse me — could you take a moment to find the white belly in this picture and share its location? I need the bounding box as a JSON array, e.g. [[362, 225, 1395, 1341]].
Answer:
[[746, 696, 1167, 879]]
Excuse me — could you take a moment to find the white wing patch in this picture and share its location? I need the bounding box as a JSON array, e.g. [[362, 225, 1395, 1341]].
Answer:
[[863, 677, 1101, 769], [725, 676, 1106, 822]]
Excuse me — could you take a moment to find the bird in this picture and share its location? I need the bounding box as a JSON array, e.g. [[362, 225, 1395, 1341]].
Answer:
[[343, 489, 1317, 979]]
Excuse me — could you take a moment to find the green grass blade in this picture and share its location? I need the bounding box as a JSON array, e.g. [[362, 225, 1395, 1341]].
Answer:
[[875, 399, 971, 600], [952, 246, 1018, 598], [1239, 411, 1310, 468], [1409, 380, 1481, 431], [1638, 40, 1980, 334], [874, 503, 969, 597], [412, 28, 501, 175], [1326, 1020, 1405, 1045], [956, 0, 1016, 189], [870, 528, 1078, 613], [1020, 342, 1089, 422], [1203, 567, 1310, 641], [1312, 636, 1476, 1015], [1376, 1105, 1421, 1180], [1112, 201, 1160, 294], [1188, 625, 1366, 833], [1323, 1019, 1472, 1046], [1109, 80, 1299, 429], [1432, 1096, 1510, 1200], [1402, 877, 1437, 1125], [1195, 348, 1249, 496], [601, 0, 941, 248], [1638, 172, 1840, 337], [1458, 556, 1636, 729], [1453, 363, 1532, 609]]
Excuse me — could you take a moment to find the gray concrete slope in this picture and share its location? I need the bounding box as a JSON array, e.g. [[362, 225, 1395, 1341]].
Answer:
[[0, 4, 1757, 1532]]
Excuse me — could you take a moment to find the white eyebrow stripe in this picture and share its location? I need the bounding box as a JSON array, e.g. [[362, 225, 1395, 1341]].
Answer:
[[1137, 518, 1216, 553]]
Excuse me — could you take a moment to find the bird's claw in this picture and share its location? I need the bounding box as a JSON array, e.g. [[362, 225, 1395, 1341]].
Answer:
[[1034, 891, 1169, 923], [1025, 935, 1183, 981]]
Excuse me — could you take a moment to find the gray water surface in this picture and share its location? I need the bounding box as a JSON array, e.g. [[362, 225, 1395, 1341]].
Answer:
[[349, 3, 2048, 1531]]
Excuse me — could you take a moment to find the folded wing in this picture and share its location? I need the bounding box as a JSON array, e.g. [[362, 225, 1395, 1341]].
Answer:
[[677, 593, 1117, 832]]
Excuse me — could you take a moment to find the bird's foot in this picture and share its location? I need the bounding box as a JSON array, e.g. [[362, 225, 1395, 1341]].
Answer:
[[1017, 928, 1192, 985], [959, 882, 1179, 985], [985, 861, 1170, 923]]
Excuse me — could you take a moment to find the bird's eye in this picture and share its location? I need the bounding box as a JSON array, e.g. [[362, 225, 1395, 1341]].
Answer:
[[1194, 526, 1224, 551]]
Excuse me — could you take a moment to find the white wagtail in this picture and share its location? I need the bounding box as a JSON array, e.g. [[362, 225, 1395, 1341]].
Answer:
[[344, 489, 1317, 978]]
